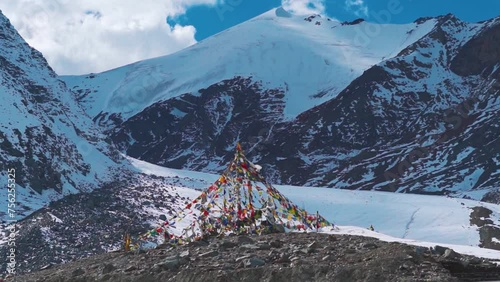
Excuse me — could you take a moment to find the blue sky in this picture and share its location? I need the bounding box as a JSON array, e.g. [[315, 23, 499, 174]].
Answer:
[[2, 0, 498, 74], [172, 0, 500, 41]]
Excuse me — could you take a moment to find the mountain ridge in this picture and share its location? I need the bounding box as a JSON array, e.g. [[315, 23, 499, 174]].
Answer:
[[13, 232, 500, 282], [0, 10, 131, 222], [60, 8, 499, 202]]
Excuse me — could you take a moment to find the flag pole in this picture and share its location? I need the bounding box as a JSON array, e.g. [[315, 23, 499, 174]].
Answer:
[[316, 211, 319, 233]]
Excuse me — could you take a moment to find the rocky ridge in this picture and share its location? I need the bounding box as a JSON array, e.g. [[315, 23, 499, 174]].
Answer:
[[12, 233, 500, 282]]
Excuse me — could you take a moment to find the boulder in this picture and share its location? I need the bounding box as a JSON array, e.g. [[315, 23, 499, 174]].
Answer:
[[415, 246, 429, 255], [441, 249, 460, 260], [244, 257, 266, 267], [307, 241, 319, 249], [432, 245, 448, 256]]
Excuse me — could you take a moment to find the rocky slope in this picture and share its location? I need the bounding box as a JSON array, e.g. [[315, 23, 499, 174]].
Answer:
[[63, 9, 500, 202], [0, 9, 129, 222], [12, 232, 500, 282], [0, 9, 151, 276], [0, 171, 211, 275]]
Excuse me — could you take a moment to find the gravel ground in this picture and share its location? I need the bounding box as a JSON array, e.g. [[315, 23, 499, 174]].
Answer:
[[10, 232, 500, 282]]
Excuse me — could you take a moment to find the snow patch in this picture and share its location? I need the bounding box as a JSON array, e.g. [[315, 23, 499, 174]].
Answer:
[[124, 157, 500, 251]]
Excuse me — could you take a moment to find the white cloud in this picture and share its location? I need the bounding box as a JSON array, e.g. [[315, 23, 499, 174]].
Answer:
[[345, 0, 369, 17], [281, 0, 326, 15], [0, 0, 219, 75]]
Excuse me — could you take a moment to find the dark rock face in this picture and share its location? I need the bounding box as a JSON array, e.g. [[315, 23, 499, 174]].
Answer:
[[13, 233, 500, 282], [451, 21, 500, 76], [341, 18, 365, 25], [470, 206, 500, 250], [111, 76, 286, 172], [0, 125, 88, 194]]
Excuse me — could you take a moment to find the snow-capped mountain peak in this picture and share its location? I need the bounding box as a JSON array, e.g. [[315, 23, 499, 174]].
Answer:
[[63, 7, 437, 121], [61, 9, 499, 203]]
